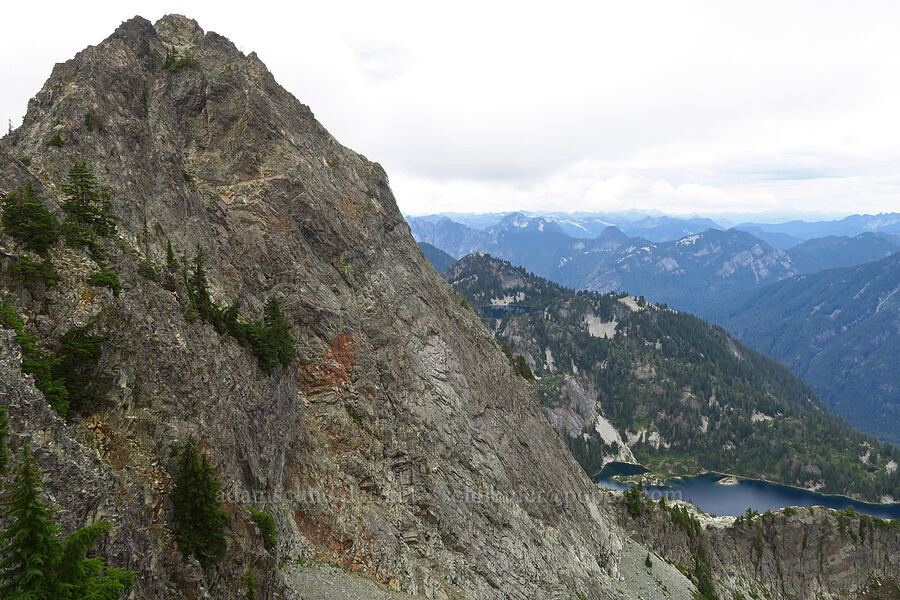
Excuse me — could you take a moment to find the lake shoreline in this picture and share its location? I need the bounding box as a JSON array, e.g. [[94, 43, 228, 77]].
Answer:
[[597, 462, 900, 513], [699, 469, 899, 508]]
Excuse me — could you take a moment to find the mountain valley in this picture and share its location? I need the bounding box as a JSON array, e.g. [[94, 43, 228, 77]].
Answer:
[[706, 253, 900, 446], [445, 253, 900, 502]]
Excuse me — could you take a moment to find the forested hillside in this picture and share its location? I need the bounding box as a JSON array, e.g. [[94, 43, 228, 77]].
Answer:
[[447, 254, 900, 502], [706, 253, 900, 446], [785, 232, 899, 273], [417, 241, 455, 274]]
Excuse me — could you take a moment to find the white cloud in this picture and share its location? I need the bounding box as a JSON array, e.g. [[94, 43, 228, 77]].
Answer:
[[3, 0, 900, 219]]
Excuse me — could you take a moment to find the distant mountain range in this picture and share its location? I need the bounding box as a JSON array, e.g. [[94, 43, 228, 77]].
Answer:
[[445, 253, 900, 501], [408, 210, 900, 245], [705, 253, 900, 446], [784, 232, 900, 273], [571, 229, 795, 314], [409, 212, 900, 313], [736, 213, 900, 242]]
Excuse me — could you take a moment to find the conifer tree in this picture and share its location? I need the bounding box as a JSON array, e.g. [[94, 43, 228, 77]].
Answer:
[[221, 302, 244, 341], [56, 521, 135, 599], [0, 445, 134, 598], [263, 296, 295, 367], [172, 437, 229, 568], [0, 301, 68, 415], [54, 325, 105, 416], [182, 251, 297, 374], [246, 298, 295, 374], [513, 355, 534, 380], [61, 161, 116, 237], [248, 507, 277, 551], [242, 567, 257, 600], [188, 246, 213, 319], [62, 162, 103, 235], [166, 240, 177, 270], [59, 162, 115, 263], [0, 444, 60, 597], [0, 181, 60, 254]]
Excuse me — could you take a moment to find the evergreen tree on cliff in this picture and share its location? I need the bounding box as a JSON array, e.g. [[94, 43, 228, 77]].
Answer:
[[263, 296, 295, 367], [172, 437, 229, 568], [61, 161, 115, 237], [0, 444, 134, 599]]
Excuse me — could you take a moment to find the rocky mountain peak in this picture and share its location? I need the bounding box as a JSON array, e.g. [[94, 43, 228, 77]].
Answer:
[[153, 14, 206, 46], [0, 15, 630, 599]]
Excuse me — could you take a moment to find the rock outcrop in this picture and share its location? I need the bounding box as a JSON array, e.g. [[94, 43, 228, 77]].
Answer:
[[603, 491, 900, 600], [1, 14, 628, 599]]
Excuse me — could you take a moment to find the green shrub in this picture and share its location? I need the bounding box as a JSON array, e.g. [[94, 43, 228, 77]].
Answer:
[[248, 507, 277, 551], [1, 181, 60, 254], [47, 132, 64, 147], [137, 261, 159, 282], [62, 221, 105, 263], [17, 156, 30, 167], [88, 268, 121, 297], [172, 437, 229, 568], [162, 48, 193, 72], [8, 256, 60, 287], [0, 301, 68, 415]]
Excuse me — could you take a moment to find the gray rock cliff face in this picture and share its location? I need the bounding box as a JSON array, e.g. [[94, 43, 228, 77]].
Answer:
[[604, 493, 900, 600], [0, 14, 627, 599]]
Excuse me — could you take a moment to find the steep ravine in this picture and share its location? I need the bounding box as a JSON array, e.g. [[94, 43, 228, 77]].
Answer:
[[0, 14, 895, 600]]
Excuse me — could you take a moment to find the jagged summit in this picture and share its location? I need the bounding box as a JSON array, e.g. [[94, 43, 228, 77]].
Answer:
[[0, 15, 629, 600], [3, 11, 376, 314]]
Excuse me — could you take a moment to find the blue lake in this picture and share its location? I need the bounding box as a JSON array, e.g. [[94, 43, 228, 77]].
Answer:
[[595, 464, 900, 520]]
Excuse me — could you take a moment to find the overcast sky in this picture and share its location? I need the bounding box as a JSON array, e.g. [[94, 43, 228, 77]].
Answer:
[[3, 1, 900, 220]]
